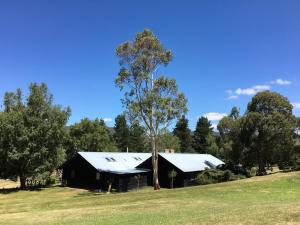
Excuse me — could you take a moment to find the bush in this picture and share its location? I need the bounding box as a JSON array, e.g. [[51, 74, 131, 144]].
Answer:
[[250, 167, 258, 177], [292, 157, 300, 171], [196, 169, 237, 185], [46, 176, 56, 186]]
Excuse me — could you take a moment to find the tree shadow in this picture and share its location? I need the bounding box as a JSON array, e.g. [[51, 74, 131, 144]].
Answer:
[[0, 185, 55, 194], [74, 188, 120, 198], [0, 187, 20, 194]]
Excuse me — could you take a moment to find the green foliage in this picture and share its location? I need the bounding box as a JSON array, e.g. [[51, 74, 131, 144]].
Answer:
[[113, 114, 130, 152], [206, 134, 220, 156], [173, 116, 193, 152], [0, 83, 70, 189], [129, 121, 147, 152], [115, 29, 187, 135], [115, 29, 187, 189], [168, 169, 177, 189], [217, 108, 242, 164], [192, 117, 213, 153], [157, 131, 180, 152], [241, 91, 297, 175], [229, 106, 240, 119], [196, 169, 244, 185], [292, 144, 300, 170], [250, 167, 258, 177], [168, 169, 177, 179], [66, 118, 117, 158]]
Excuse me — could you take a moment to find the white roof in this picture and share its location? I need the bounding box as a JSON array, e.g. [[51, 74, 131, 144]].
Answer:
[[159, 153, 225, 172], [78, 152, 151, 173]]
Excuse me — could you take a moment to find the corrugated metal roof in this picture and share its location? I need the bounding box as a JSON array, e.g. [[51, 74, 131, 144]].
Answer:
[[158, 153, 225, 172], [78, 152, 151, 173]]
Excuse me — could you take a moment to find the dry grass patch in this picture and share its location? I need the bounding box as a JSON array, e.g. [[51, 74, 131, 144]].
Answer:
[[0, 179, 19, 189]]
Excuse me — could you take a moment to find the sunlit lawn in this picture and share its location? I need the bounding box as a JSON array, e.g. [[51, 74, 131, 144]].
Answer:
[[0, 171, 299, 225]]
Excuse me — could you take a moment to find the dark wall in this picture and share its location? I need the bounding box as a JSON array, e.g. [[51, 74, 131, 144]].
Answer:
[[61, 154, 150, 191], [61, 155, 101, 189], [137, 155, 185, 188], [137, 155, 201, 188], [116, 174, 148, 192]]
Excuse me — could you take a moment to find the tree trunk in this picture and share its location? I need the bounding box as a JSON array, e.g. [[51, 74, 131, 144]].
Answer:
[[152, 136, 160, 190], [258, 158, 266, 176], [257, 147, 266, 176], [20, 176, 26, 190], [107, 182, 112, 193]]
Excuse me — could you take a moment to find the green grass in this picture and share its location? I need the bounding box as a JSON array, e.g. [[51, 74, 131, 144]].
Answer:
[[0, 172, 299, 225]]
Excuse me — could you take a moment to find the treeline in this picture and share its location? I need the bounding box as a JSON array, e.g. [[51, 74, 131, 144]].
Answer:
[[171, 92, 300, 175], [0, 83, 299, 189]]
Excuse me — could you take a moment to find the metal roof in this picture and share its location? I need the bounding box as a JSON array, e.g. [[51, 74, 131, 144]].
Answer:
[[78, 152, 151, 174], [158, 153, 225, 172], [77, 152, 224, 174]]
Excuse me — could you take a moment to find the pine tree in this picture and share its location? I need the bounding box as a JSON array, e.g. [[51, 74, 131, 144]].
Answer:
[[129, 121, 146, 152], [113, 114, 130, 152], [229, 106, 240, 119], [173, 116, 193, 152], [192, 117, 213, 153]]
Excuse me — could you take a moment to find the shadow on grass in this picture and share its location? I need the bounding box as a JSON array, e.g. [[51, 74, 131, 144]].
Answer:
[[0, 185, 56, 194], [74, 189, 121, 197]]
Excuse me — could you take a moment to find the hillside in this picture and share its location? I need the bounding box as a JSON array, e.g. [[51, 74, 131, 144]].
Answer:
[[0, 172, 299, 225]]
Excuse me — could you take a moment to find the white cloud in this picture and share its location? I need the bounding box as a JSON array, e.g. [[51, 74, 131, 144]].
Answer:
[[235, 85, 271, 96], [103, 118, 113, 123], [203, 112, 227, 121], [226, 89, 233, 95], [292, 102, 300, 109], [270, 78, 291, 85], [226, 95, 238, 100]]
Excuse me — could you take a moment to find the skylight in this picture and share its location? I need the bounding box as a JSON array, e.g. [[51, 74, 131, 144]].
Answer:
[[133, 157, 142, 161], [105, 157, 117, 162]]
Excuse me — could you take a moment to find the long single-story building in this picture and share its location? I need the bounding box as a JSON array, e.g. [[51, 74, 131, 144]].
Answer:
[[136, 153, 224, 188], [59, 151, 224, 191], [59, 152, 151, 192]]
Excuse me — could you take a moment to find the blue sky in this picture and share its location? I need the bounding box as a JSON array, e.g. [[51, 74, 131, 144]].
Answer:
[[0, 0, 299, 129]]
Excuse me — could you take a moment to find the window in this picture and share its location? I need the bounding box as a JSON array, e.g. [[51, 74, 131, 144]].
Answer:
[[105, 157, 111, 162], [96, 172, 100, 180]]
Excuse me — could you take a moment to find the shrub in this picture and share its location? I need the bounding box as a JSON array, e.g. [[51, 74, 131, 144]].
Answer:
[[250, 167, 258, 177], [292, 157, 300, 171], [196, 169, 237, 185]]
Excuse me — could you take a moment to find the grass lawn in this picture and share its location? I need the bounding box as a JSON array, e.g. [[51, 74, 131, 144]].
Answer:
[[0, 172, 299, 225]]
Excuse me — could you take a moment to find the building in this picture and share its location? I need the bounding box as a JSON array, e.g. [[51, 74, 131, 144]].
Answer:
[[59, 152, 151, 192], [59, 152, 224, 191], [136, 153, 224, 188]]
